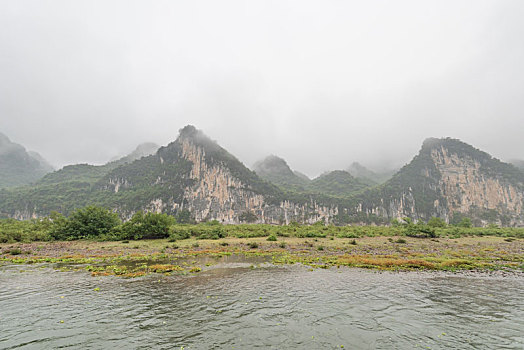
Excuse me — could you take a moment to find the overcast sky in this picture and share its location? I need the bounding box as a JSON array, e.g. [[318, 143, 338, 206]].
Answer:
[[1, 0, 523, 177]]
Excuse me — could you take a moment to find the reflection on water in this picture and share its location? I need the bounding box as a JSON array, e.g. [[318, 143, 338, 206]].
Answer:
[[0, 260, 522, 349]]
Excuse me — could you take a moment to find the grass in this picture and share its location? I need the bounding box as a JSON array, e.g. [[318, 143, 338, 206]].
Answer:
[[0, 235, 521, 277]]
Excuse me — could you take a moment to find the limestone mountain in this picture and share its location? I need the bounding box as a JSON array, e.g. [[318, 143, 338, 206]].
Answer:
[[110, 142, 160, 165], [0, 133, 53, 188], [0, 126, 335, 223], [254, 156, 371, 197], [253, 155, 309, 191], [347, 162, 395, 185], [1, 129, 523, 226], [309, 170, 370, 198], [341, 138, 524, 226]]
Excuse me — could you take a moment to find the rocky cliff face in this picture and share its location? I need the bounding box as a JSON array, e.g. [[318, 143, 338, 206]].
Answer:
[[165, 128, 337, 224], [93, 126, 338, 224], [349, 138, 524, 225], [2, 129, 522, 226], [431, 145, 523, 222]]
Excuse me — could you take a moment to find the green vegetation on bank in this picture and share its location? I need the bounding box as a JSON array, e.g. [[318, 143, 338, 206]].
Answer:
[[1, 206, 523, 244]]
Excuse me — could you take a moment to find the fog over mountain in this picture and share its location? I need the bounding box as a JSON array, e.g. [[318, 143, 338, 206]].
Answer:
[[1, 0, 523, 177]]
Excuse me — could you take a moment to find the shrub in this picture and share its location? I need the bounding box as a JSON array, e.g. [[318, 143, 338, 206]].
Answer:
[[266, 234, 277, 241], [404, 222, 437, 238], [51, 206, 121, 240], [427, 217, 447, 228], [458, 217, 473, 228], [120, 211, 175, 240], [169, 226, 191, 240], [9, 248, 22, 255]]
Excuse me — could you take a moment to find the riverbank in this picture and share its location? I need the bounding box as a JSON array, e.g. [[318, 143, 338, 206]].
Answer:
[[1, 236, 522, 277]]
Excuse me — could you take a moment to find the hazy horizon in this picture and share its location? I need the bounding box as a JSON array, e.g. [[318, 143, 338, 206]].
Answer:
[[1, 0, 523, 177]]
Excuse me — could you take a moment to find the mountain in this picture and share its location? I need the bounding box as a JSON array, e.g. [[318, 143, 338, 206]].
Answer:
[[1, 130, 523, 226], [347, 162, 395, 185], [110, 142, 159, 165], [36, 142, 159, 187], [293, 171, 310, 182], [340, 138, 524, 226], [253, 155, 309, 191], [309, 170, 370, 198], [510, 159, 524, 172], [0, 126, 335, 223], [254, 156, 371, 197], [0, 133, 53, 188]]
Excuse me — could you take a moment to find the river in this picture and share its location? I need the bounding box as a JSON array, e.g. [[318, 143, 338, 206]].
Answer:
[[1, 258, 522, 349]]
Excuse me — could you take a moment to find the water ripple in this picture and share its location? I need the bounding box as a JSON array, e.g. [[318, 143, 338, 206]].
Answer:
[[0, 264, 523, 349]]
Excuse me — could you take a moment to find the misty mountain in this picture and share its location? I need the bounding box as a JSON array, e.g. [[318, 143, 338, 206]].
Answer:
[[37, 142, 160, 187], [0, 132, 53, 188], [308, 170, 370, 198], [342, 138, 524, 225], [254, 156, 371, 198], [253, 155, 309, 191], [510, 159, 524, 172], [109, 142, 160, 164], [293, 171, 310, 182], [347, 162, 396, 185], [1, 127, 523, 226]]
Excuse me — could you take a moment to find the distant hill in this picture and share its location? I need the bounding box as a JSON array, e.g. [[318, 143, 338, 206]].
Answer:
[[110, 142, 159, 165], [254, 156, 371, 197], [0, 133, 53, 188], [510, 159, 524, 172], [308, 170, 370, 198], [253, 155, 309, 191], [347, 162, 395, 185], [37, 142, 160, 187]]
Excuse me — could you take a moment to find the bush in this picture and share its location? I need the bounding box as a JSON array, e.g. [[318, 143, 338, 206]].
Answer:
[[458, 217, 473, 228], [121, 211, 175, 240], [266, 234, 277, 241], [169, 226, 191, 240], [296, 230, 326, 238], [51, 206, 120, 240], [190, 225, 225, 240], [9, 247, 22, 255], [404, 222, 437, 238], [427, 217, 447, 228]]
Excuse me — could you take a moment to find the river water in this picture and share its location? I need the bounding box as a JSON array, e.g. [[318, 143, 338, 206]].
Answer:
[[0, 258, 523, 349]]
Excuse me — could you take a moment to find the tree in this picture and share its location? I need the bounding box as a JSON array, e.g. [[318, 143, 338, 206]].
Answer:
[[402, 218, 437, 238], [427, 217, 447, 228], [65, 206, 121, 239], [48, 211, 69, 240], [121, 211, 175, 240], [458, 217, 473, 228]]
